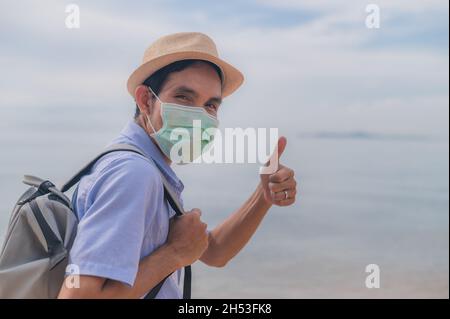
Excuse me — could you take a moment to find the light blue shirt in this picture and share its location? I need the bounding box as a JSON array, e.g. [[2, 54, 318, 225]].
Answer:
[[69, 120, 184, 299]]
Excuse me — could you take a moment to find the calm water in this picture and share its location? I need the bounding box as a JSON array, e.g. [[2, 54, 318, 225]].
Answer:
[[0, 105, 448, 298]]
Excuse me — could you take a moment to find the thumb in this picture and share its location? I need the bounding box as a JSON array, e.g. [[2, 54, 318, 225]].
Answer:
[[276, 136, 287, 161], [267, 136, 287, 165], [260, 136, 288, 174], [260, 136, 288, 202]]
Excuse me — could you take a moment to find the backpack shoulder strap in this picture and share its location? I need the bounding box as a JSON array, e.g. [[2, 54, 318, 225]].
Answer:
[[61, 143, 141, 193], [60, 143, 183, 215]]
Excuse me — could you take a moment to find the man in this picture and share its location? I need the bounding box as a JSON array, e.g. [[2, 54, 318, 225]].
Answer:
[[58, 32, 297, 299]]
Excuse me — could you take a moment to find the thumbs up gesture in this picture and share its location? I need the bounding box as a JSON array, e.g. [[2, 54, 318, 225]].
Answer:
[[259, 137, 297, 206]]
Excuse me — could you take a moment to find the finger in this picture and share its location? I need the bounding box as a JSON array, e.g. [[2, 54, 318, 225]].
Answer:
[[271, 188, 297, 201], [269, 168, 294, 183], [189, 208, 202, 217], [274, 197, 296, 207], [268, 178, 297, 193], [200, 222, 208, 231]]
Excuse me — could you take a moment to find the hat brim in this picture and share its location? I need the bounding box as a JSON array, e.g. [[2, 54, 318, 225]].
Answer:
[[127, 51, 244, 99]]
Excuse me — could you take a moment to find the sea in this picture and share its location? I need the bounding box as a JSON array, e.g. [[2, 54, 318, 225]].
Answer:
[[0, 105, 448, 298]]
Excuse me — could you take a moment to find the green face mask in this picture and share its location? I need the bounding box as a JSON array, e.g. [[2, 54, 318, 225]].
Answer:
[[146, 86, 219, 164]]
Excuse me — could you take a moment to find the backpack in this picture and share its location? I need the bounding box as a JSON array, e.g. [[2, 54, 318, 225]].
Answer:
[[0, 143, 191, 299]]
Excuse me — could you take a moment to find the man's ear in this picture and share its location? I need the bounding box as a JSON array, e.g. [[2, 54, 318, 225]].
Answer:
[[135, 85, 153, 115]]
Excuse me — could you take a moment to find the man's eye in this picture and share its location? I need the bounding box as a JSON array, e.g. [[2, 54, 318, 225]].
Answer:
[[206, 104, 218, 111], [176, 95, 189, 101]]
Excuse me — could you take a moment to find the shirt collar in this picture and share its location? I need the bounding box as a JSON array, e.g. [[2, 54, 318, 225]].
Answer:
[[113, 120, 184, 195]]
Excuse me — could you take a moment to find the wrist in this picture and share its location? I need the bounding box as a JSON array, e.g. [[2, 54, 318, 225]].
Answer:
[[256, 182, 273, 209], [161, 243, 184, 270]]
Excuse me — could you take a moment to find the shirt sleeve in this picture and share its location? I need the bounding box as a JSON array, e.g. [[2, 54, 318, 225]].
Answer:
[[68, 153, 163, 286]]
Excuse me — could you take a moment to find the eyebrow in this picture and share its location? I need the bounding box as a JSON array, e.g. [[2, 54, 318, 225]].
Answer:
[[174, 86, 222, 106], [174, 86, 199, 98]]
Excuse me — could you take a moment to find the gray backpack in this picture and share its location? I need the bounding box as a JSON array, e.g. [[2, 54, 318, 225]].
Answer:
[[0, 144, 191, 299]]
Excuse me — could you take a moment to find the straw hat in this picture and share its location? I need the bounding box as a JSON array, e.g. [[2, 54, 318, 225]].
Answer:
[[127, 32, 244, 98]]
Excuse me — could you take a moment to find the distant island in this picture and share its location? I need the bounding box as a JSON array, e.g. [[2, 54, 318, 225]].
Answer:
[[297, 131, 431, 141]]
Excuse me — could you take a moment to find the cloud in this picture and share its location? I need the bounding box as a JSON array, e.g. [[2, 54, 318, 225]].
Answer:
[[0, 0, 448, 138]]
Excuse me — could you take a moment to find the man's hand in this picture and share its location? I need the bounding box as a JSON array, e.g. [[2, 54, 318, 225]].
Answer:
[[199, 136, 297, 268], [167, 209, 209, 267], [260, 136, 297, 206]]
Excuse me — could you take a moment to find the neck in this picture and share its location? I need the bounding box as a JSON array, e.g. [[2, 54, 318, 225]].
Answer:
[[135, 117, 172, 166]]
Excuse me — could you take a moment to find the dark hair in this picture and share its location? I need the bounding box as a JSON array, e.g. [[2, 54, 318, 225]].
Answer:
[[134, 59, 223, 118]]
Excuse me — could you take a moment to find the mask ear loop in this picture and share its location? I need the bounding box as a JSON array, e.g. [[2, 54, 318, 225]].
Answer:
[[145, 86, 163, 135], [147, 85, 163, 104]]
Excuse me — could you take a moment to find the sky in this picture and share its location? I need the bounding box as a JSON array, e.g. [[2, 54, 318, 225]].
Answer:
[[0, 0, 448, 138]]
